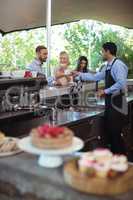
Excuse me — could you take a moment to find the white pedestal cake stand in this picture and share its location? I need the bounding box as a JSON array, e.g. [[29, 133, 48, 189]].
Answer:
[[18, 137, 84, 168]]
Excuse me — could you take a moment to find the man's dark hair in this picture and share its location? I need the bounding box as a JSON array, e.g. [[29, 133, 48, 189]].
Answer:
[[102, 42, 117, 56], [36, 45, 47, 53]]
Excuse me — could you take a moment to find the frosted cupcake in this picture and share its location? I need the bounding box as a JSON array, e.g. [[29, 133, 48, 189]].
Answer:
[[111, 155, 128, 172], [93, 148, 113, 163], [78, 158, 96, 176]]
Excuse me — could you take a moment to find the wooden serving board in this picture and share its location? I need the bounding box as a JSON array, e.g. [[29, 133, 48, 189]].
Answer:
[[64, 160, 133, 195]]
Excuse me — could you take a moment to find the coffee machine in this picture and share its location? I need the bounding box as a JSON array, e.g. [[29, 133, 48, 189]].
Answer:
[[0, 78, 47, 120]]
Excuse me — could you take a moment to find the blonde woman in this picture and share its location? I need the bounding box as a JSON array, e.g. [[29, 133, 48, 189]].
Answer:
[[54, 51, 72, 86]]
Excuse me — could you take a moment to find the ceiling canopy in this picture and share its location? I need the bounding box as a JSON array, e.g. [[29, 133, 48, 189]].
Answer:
[[0, 0, 133, 35]]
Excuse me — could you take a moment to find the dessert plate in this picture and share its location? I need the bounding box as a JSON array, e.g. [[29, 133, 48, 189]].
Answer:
[[0, 138, 22, 157], [18, 136, 84, 168], [0, 148, 22, 157]]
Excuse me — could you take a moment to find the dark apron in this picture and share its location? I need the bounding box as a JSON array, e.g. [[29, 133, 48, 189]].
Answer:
[[104, 58, 127, 154]]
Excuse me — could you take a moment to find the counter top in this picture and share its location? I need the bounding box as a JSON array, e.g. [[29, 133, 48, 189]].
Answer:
[[0, 153, 133, 200], [40, 82, 96, 98], [40, 80, 133, 99], [0, 108, 104, 138], [45, 109, 103, 126], [93, 93, 133, 107]]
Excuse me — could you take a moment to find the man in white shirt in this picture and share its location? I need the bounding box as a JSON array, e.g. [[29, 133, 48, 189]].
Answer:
[[27, 45, 48, 75]]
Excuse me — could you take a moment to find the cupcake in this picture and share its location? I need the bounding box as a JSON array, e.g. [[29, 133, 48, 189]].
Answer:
[[111, 155, 128, 172], [93, 148, 113, 163], [77, 149, 128, 179], [78, 157, 96, 176], [94, 162, 111, 178]]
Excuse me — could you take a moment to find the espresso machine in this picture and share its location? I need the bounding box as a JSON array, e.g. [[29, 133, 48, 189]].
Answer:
[[0, 78, 48, 120], [0, 77, 53, 137]]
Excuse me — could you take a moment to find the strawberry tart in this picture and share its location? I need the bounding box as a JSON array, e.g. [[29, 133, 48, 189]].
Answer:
[[31, 124, 74, 149]]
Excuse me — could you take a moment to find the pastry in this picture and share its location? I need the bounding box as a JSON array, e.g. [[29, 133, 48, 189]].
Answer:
[[94, 162, 111, 178], [78, 149, 128, 179], [0, 132, 6, 141], [0, 132, 6, 146], [93, 148, 113, 163], [0, 138, 19, 153], [78, 152, 96, 176], [111, 155, 128, 172], [78, 159, 95, 176], [31, 124, 73, 149]]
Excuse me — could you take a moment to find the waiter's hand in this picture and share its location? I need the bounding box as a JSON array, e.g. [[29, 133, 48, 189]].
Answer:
[[97, 89, 105, 98], [70, 71, 80, 77]]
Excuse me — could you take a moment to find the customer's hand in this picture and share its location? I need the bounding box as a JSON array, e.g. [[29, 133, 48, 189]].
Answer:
[[70, 71, 80, 77], [66, 75, 71, 82], [97, 89, 105, 98]]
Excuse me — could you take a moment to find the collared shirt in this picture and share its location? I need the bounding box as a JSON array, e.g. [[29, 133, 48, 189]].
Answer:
[[78, 58, 128, 94], [26, 58, 44, 74]]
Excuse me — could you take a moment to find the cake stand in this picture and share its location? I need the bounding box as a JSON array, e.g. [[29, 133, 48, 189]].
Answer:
[[18, 136, 84, 168]]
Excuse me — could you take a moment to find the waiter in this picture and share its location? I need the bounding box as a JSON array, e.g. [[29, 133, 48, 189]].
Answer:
[[74, 42, 128, 154], [26, 45, 48, 77]]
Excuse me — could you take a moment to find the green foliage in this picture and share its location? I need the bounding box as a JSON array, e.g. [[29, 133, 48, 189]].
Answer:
[[0, 20, 133, 79], [64, 21, 133, 77], [0, 29, 46, 71]]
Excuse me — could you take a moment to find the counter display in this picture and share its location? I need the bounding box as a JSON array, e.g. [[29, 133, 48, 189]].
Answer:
[[0, 153, 133, 200]]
